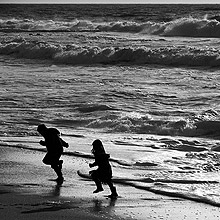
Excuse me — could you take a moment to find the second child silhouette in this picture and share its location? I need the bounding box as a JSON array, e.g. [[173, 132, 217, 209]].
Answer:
[[89, 139, 118, 198]]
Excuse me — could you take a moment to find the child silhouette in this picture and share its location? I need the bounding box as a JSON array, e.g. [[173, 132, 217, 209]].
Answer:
[[89, 139, 118, 198], [37, 124, 69, 182]]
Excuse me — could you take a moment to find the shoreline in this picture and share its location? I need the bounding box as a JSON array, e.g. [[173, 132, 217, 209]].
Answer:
[[1, 145, 220, 220]]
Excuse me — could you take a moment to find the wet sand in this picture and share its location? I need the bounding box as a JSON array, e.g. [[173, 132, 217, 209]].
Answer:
[[1, 145, 220, 220]]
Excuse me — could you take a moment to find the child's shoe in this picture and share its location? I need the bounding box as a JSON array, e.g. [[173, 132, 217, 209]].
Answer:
[[93, 187, 104, 193]]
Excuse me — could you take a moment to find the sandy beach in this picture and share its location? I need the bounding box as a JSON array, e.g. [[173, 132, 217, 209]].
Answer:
[[1, 144, 220, 220]]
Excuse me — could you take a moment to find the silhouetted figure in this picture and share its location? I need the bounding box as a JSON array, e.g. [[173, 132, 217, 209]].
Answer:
[[37, 124, 69, 183], [89, 139, 118, 198]]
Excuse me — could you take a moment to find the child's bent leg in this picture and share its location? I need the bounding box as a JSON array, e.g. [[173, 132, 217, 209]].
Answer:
[[91, 172, 104, 193], [93, 179, 104, 193]]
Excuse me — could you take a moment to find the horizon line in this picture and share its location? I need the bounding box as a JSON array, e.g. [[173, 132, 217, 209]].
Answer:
[[1, 2, 220, 4]]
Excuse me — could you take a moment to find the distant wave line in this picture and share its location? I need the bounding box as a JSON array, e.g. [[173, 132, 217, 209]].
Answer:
[[1, 17, 220, 38]]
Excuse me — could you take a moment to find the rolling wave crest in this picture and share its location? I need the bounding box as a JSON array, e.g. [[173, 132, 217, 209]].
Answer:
[[1, 37, 220, 67]]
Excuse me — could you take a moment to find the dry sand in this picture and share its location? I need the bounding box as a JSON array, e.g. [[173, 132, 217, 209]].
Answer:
[[1, 145, 220, 220]]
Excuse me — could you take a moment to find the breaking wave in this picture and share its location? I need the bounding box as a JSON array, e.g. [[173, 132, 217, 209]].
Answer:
[[1, 37, 220, 67], [1, 17, 220, 38], [85, 109, 220, 138]]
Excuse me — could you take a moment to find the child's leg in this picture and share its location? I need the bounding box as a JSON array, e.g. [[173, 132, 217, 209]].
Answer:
[[51, 163, 63, 180], [107, 181, 118, 197], [59, 160, 63, 169], [52, 152, 63, 180], [93, 180, 104, 193], [93, 178, 104, 193], [91, 172, 103, 193]]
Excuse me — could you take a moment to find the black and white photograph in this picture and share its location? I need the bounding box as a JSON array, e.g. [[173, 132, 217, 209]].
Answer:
[[1, 0, 220, 219]]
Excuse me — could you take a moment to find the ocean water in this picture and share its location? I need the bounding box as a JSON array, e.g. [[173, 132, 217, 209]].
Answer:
[[1, 4, 220, 206]]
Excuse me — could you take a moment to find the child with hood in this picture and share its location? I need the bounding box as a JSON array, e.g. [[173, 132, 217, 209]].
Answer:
[[37, 124, 69, 182]]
